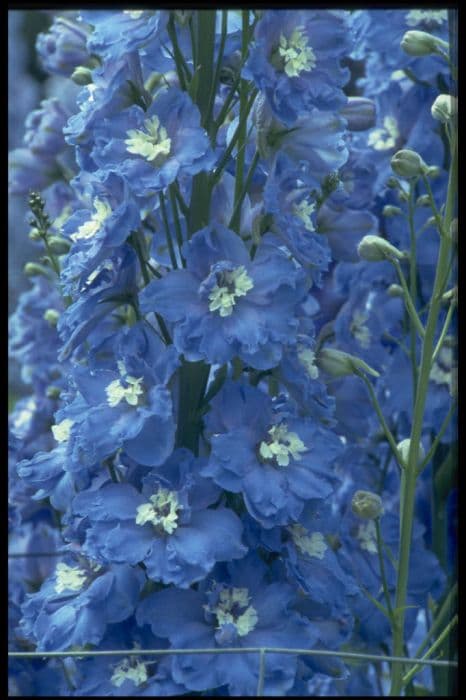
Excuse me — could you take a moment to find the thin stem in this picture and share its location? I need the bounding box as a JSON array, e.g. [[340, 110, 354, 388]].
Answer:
[[421, 173, 445, 236], [389, 128, 457, 696], [206, 9, 228, 135], [407, 181, 419, 400], [417, 402, 456, 475], [228, 150, 260, 232], [401, 615, 458, 687], [415, 584, 457, 658], [375, 518, 394, 621], [391, 258, 425, 339], [432, 301, 456, 363], [159, 191, 178, 270], [256, 649, 266, 696], [169, 184, 186, 266], [357, 372, 403, 469]]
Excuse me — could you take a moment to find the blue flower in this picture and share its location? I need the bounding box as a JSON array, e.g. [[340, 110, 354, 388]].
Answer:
[[201, 381, 343, 527], [20, 556, 145, 651], [245, 10, 351, 125], [23, 98, 71, 157], [36, 15, 91, 77], [136, 554, 317, 695], [71, 448, 247, 586], [140, 224, 307, 369], [90, 87, 215, 196]]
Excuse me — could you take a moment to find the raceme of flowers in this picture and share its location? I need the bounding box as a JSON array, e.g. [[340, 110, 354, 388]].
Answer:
[[8, 8, 457, 697]]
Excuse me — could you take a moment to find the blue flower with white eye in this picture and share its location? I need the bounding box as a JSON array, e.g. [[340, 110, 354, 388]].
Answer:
[[140, 224, 307, 369], [201, 381, 343, 527], [71, 448, 247, 586], [66, 322, 178, 467], [136, 553, 318, 695], [19, 555, 145, 651], [244, 10, 351, 125], [68, 619, 186, 696], [90, 87, 215, 197], [60, 172, 141, 288]]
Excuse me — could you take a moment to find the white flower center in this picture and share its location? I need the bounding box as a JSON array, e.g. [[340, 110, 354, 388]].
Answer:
[[298, 347, 319, 379], [51, 418, 74, 443], [368, 116, 399, 152], [293, 198, 316, 232], [278, 27, 316, 77], [208, 266, 254, 317], [123, 10, 144, 20], [111, 659, 148, 688], [259, 423, 307, 467], [135, 488, 181, 534], [70, 198, 112, 243], [125, 115, 171, 163], [290, 526, 328, 559], [357, 521, 378, 555], [350, 310, 371, 349], [54, 563, 87, 594], [406, 10, 448, 27], [213, 587, 258, 637]]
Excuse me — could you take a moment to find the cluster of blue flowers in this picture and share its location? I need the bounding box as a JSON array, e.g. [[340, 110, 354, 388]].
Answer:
[[9, 9, 456, 696]]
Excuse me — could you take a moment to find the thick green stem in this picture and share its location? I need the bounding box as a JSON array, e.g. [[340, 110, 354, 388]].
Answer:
[[389, 133, 456, 696]]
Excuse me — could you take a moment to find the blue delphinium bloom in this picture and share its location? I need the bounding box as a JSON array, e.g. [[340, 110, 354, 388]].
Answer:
[[140, 223, 307, 369], [64, 322, 178, 467], [19, 555, 145, 651], [201, 380, 343, 527], [36, 15, 91, 77], [67, 620, 186, 696], [245, 10, 351, 125], [71, 448, 247, 586], [23, 98, 71, 157], [91, 86, 215, 197], [136, 554, 317, 695]]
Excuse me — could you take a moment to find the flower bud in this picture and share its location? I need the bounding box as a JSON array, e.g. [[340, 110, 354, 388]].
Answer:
[[426, 165, 441, 178], [43, 309, 60, 326], [29, 227, 42, 242], [71, 66, 93, 86], [340, 97, 376, 131], [416, 194, 431, 207], [386, 177, 401, 189], [387, 283, 403, 297], [358, 235, 406, 262], [23, 262, 50, 277], [383, 205, 403, 217], [36, 16, 91, 77], [397, 438, 425, 466], [401, 30, 448, 56], [46, 385, 61, 399], [317, 347, 380, 378], [351, 490, 384, 520], [441, 286, 457, 305], [431, 94, 458, 123], [47, 236, 71, 255], [391, 149, 428, 179]]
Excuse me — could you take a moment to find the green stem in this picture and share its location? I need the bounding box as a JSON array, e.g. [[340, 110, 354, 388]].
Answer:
[[389, 131, 456, 696], [159, 191, 178, 269], [421, 173, 445, 236], [206, 9, 228, 135], [169, 184, 186, 266], [375, 518, 394, 621], [391, 258, 425, 339], [415, 584, 457, 658], [407, 182, 419, 401], [228, 150, 260, 233], [417, 403, 456, 475], [432, 301, 456, 363], [357, 372, 403, 469], [401, 615, 458, 687]]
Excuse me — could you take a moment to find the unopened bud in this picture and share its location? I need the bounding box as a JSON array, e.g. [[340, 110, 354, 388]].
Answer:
[[387, 283, 403, 297], [43, 308, 60, 326], [351, 490, 384, 520], [29, 227, 42, 241], [426, 165, 441, 178], [397, 438, 425, 466], [383, 205, 403, 217], [391, 149, 428, 179], [401, 30, 448, 57], [47, 236, 71, 254], [386, 177, 401, 189], [317, 347, 380, 378], [441, 286, 457, 305], [426, 215, 437, 228], [358, 235, 406, 262], [431, 94, 458, 123], [398, 189, 410, 202], [23, 262, 50, 277], [71, 66, 93, 85], [416, 194, 431, 207], [46, 385, 61, 399], [340, 97, 376, 131]]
